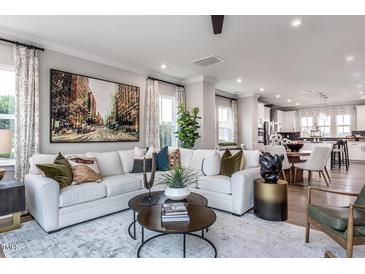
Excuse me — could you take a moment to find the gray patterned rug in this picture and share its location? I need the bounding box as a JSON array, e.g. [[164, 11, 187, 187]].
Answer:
[[0, 210, 364, 258]]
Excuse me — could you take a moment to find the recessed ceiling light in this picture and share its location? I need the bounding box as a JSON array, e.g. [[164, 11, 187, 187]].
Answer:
[[295, 102, 300, 106], [357, 84, 363, 88], [276, 94, 280, 98], [259, 87, 265, 92], [353, 73, 360, 77], [287, 99, 292, 103], [291, 18, 302, 27], [236, 78, 242, 83], [160, 63, 167, 69], [359, 91, 364, 95], [346, 55, 355, 62], [361, 96, 365, 100]]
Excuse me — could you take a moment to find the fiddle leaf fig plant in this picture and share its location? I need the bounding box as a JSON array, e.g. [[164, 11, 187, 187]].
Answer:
[[175, 103, 201, 149]]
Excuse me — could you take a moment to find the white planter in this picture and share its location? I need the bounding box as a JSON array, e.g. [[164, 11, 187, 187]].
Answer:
[[164, 187, 190, 201]]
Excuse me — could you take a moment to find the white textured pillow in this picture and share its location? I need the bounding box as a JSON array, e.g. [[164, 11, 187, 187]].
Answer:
[[85, 151, 123, 177], [243, 150, 261, 169], [118, 149, 135, 174], [201, 151, 221, 176], [134, 147, 146, 159]]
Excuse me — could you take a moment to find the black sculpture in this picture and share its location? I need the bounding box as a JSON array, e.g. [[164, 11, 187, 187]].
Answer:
[[259, 152, 284, 183]]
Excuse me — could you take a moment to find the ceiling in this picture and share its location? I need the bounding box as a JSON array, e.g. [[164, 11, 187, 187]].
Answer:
[[0, 15, 364, 107]]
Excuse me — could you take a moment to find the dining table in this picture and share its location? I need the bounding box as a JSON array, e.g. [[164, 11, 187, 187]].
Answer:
[[284, 150, 311, 184]]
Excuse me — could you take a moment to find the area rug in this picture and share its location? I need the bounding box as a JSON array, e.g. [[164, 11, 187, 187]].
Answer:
[[0, 210, 364, 258]]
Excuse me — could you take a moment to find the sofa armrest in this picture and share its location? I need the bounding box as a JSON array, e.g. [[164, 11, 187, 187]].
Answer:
[[24, 174, 60, 232], [231, 167, 261, 215]]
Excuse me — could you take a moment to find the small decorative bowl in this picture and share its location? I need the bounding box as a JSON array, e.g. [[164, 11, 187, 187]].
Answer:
[[286, 143, 304, 152]]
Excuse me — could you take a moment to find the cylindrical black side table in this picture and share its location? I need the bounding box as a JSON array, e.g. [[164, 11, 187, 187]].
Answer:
[[254, 178, 288, 221]]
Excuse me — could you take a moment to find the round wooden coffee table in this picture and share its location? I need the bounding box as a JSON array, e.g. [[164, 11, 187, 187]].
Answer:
[[136, 204, 217, 258], [128, 191, 208, 240]]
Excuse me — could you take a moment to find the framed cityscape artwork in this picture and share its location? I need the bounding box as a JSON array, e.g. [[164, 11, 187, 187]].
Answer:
[[50, 69, 140, 143]]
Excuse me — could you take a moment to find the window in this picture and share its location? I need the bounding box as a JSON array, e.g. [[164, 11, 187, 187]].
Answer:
[[300, 116, 313, 137], [0, 67, 15, 158], [318, 114, 331, 137], [336, 114, 351, 137], [218, 106, 233, 143], [159, 96, 177, 147]]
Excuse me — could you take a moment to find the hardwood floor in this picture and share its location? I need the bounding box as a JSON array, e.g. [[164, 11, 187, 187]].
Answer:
[[0, 162, 364, 258]]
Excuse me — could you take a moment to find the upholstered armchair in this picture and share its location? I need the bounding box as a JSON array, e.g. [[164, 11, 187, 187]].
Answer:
[[306, 185, 365, 257]]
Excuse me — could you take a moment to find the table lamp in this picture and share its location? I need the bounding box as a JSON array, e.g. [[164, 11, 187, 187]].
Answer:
[[0, 128, 12, 180]]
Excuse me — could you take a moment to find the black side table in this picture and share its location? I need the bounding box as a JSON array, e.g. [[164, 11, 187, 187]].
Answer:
[[0, 179, 25, 233]]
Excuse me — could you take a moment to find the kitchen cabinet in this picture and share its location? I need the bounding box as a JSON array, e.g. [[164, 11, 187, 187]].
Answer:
[[356, 105, 365, 130], [348, 142, 365, 161], [276, 110, 297, 132]]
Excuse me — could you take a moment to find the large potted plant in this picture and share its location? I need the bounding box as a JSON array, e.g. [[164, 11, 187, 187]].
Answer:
[[159, 166, 198, 200], [175, 103, 201, 149]]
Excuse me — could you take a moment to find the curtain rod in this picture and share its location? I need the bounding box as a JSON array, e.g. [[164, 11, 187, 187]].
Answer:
[[215, 94, 237, 101], [147, 77, 184, 88], [0, 37, 45, 51]]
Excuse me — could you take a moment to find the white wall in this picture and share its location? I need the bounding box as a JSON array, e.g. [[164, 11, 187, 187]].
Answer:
[[238, 95, 258, 149], [0, 44, 13, 66]]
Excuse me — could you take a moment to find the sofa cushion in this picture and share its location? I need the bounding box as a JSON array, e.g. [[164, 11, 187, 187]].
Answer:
[[127, 171, 167, 187], [197, 175, 232, 194], [101, 175, 141, 197], [243, 150, 261, 169], [189, 149, 214, 171], [202, 150, 220, 176], [85, 152, 123, 177], [178, 148, 194, 169], [118, 149, 135, 174], [60, 183, 107, 207], [219, 149, 243, 177]]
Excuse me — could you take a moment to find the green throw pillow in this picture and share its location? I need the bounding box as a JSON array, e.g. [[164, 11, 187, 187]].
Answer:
[[219, 149, 243, 177], [36, 152, 73, 189]]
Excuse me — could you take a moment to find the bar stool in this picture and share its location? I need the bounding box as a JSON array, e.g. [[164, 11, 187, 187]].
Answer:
[[331, 140, 349, 171]]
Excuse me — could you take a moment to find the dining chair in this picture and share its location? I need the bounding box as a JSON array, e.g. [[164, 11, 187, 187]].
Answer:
[[293, 145, 332, 186], [264, 145, 291, 182]]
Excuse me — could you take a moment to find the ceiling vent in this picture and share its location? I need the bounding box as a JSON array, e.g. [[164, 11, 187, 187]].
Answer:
[[191, 55, 224, 67]]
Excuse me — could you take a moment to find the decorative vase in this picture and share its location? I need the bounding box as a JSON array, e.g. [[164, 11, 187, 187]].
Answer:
[[164, 186, 190, 201]]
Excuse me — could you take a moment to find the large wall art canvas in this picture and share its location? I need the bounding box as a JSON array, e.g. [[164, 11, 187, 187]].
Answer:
[[50, 69, 140, 143]]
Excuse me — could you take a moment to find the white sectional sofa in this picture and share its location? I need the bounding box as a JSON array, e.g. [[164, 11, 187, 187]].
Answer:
[[24, 148, 261, 232]]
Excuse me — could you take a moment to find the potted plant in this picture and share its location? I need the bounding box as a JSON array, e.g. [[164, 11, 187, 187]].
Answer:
[[159, 166, 198, 200], [175, 103, 201, 149]]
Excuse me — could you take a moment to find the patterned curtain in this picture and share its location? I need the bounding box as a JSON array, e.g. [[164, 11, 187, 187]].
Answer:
[[145, 79, 160, 149], [231, 99, 238, 144], [13, 46, 40, 182], [175, 86, 186, 108]]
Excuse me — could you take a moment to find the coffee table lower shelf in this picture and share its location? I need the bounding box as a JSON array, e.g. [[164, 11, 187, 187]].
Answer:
[[137, 227, 217, 258]]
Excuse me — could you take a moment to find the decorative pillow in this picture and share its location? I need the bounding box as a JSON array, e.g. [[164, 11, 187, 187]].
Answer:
[[201, 150, 220, 176], [156, 146, 169, 171], [118, 149, 135, 174], [68, 156, 100, 174], [219, 149, 243, 177], [168, 148, 181, 169], [36, 152, 73, 189], [134, 146, 146, 159], [72, 165, 103, 184], [131, 158, 153, 173], [243, 150, 261, 169]]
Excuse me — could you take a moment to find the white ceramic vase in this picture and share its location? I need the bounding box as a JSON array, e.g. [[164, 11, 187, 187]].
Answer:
[[164, 186, 190, 201]]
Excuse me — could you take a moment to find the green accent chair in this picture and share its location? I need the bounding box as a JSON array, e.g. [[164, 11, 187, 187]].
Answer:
[[306, 184, 365, 257]]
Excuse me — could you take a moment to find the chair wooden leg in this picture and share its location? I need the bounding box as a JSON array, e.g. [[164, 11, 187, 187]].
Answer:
[[324, 166, 331, 182], [321, 170, 329, 186], [308, 170, 312, 183], [319, 171, 321, 179], [305, 220, 310, 243], [346, 239, 353, 258], [282, 170, 287, 181]]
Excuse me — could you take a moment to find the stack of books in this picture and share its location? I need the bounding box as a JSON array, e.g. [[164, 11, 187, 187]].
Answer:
[[161, 202, 190, 223]]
